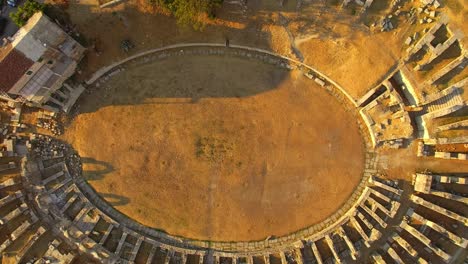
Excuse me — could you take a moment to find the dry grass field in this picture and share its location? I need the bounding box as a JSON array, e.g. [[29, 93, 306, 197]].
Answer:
[[57, 0, 412, 100], [62, 55, 365, 241]]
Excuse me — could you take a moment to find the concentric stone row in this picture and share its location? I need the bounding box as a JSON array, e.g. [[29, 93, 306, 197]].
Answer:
[[10, 135, 403, 263], [1, 133, 462, 263]]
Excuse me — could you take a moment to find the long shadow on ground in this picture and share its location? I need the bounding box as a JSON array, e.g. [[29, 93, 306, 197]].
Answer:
[[75, 51, 292, 114], [81, 157, 115, 181]]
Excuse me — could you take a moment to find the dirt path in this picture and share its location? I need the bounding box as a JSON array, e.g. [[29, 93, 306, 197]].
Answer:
[[377, 141, 468, 181], [62, 54, 366, 241]]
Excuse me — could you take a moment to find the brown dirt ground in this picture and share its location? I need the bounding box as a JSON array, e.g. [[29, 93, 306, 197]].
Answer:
[[377, 140, 468, 181], [297, 29, 403, 99], [443, 0, 468, 46], [50, 0, 467, 243], [55, 0, 408, 100], [61, 55, 365, 241]]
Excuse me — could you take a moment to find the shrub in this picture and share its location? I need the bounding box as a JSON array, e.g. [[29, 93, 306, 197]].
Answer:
[[149, 0, 223, 30], [10, 0, 45, 27]]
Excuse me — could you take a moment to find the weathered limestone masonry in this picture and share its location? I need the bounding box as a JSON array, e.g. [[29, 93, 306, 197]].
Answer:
[[387, 20, 467, 140], [405, 15, 450, 62], [371, 252, 386, 264], [365, 171, 468, 263], [12, 226, 46, 263], [404, 14, 466, 108], [408, 210, 468, 248], [419, 29, 463, 68], [359, 86, 413, 148], [341, 0, 374, 12], [0, 159, 68, 262], [421, 79, 465, 106], [16, 134, 425, 263], [413, 79, 466, 139], [424, 51, 467, 86], [382, 242, 404, 263], [410, 195, 467, 225], [393, 209, 450, 261], [424, 95, 464, 125], [1, 40, 465, 262], [413, 173, 468, 204], [7, 44, 429, 263], [437, 119, 468, 132]]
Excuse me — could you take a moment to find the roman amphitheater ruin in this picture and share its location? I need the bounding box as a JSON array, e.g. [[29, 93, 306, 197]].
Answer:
[[0, 0, 467, 263]]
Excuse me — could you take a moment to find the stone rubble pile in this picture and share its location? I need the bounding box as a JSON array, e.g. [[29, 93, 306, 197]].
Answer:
[[37, 118, 63, 136], [31, 136, 66, 160], [66, 153, 83, 178], [381, 17, 394, 32]]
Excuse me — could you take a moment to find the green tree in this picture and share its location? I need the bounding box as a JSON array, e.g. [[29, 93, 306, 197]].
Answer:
[[149, 0, 223, 30], [10, 0, 45, 27], [171, 0, 208, 30]]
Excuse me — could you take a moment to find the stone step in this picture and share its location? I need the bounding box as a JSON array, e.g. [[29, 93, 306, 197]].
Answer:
[[400, 221, 451, 262], [411, 195, 467, 225]]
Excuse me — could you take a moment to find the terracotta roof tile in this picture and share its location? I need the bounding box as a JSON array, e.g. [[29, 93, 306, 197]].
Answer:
[[0, 45, 34, 93]]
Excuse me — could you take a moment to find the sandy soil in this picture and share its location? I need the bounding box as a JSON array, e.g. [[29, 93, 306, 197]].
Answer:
[[54, 0, 409, 100], [298, 29, 404, 99], [443, 0, 468, 47], [61, 55, 365, 241], [377, 140, 468, 181]]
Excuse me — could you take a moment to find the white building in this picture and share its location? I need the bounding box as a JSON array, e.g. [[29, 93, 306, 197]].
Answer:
[[0, 12, 85, 112]]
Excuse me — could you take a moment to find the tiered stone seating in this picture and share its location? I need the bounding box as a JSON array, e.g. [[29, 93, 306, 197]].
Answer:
[[0, 39, 465, 263], [413, 173, 468, 204], [370, 252, 386, 264], [373, 171, 467, 264], [0, 178, 16, 189], [424, 88, 464, 119], [407, 209, 467, 248], [266, 176, 405, 264], [436, 117, 468, 132], [0, 203, 28, 225], [410, 195, 467, 225], [425, 51, 467, 86], [13, 225, 47, 263]]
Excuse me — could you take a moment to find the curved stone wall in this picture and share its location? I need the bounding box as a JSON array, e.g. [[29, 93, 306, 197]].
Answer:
[[72, 45, 377, 252]]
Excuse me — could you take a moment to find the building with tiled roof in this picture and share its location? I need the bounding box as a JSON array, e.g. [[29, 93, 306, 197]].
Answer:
[[0, 45, 34, 92], [0, 12, 85, 112]]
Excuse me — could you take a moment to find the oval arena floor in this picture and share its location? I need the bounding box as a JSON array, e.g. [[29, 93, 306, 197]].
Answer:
[[62, 54, 365, 241]]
